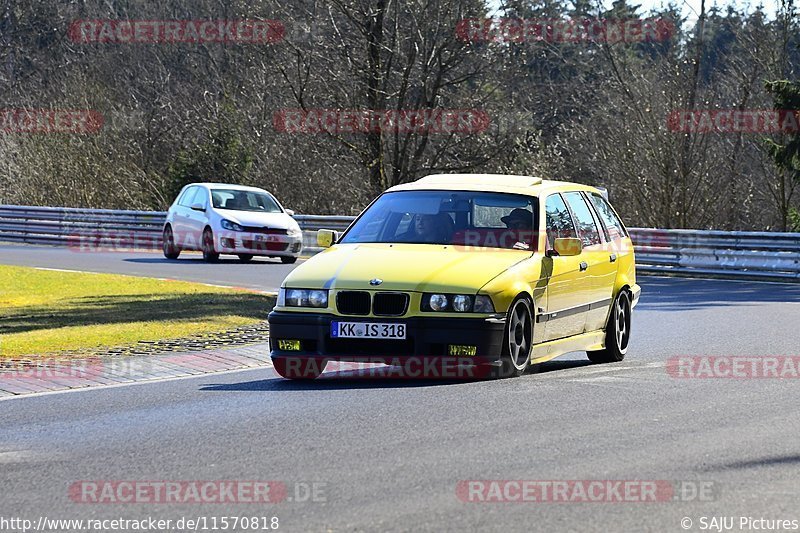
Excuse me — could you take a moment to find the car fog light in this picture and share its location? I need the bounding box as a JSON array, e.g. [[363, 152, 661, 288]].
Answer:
[[449, 345, 477, 357], [278, 340, 301, 351]]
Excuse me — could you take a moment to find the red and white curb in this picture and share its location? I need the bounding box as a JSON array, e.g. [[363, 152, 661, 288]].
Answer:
[[0, 344, 274, 400]]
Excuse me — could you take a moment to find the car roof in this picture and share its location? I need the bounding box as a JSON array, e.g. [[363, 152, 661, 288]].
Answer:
[[386, 174, 601, 196], [189, 183, 270, 193]]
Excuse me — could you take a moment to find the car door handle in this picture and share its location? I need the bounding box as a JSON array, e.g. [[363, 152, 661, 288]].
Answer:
[[610, 253, 617, 263], [579, 261, 588, 272]]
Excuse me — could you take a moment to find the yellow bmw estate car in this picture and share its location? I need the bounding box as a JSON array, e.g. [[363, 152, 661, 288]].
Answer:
[[268, 174, 641, 379]]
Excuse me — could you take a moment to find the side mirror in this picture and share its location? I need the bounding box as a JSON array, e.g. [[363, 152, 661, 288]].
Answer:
[[551, 237, 582, 257], [317, 229, 338, 249], [190, 202, 206, 212], [285, 209, 295, 217]]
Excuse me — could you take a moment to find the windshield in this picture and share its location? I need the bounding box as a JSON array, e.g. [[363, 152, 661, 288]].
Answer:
[[340, 190, 538, 250], [211, 189, 282, 213]]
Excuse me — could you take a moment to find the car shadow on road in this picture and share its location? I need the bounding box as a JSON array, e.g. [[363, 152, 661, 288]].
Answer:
[[700, 454, 800, 472], [200, 358, 596, 391], [0, 292, 273, 334]]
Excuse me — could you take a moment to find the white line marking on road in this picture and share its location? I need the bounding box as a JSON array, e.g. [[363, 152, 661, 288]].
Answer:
[[0, 365, 273, 402], [34, 267, 97, 274], [573, 366, 636, 376], [0, 450, 37, 463]]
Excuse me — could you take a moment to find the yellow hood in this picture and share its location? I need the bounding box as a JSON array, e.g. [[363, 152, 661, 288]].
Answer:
[[284, 243, 530, 293]]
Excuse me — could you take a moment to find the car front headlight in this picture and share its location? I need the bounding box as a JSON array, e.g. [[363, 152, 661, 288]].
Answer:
[[426, 294, 449, 311], [308, 290, 328, 308], [220, 219, 244, 231], [421, 293, 494, 313], [288, 225, 303, 238], [282, 288, 328, 308], [452, 295, 472, 312]]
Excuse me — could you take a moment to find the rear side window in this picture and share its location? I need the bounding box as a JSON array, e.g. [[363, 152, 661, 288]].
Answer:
[[563, 192, 602, 247], [177, 187, 198, 207], [545, 194, 577, 247], [588, 194, 627, 240]]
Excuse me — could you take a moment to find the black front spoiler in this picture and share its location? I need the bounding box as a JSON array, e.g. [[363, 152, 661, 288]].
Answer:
[[267, 311, 505, 366]]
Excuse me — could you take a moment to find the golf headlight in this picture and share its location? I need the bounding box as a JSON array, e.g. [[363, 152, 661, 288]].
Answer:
[[283, 288, 328, 308], [220, 219, 244, 231], [288, 226, 302, 238]]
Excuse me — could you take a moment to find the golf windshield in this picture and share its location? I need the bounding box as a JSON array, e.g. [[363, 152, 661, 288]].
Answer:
[[340, 191, 538, 250], [211, 189, 282, 213]]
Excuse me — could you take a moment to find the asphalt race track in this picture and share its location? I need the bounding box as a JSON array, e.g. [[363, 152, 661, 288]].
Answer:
[[0, 244, 298, 292], [1, 245, 800, 531]]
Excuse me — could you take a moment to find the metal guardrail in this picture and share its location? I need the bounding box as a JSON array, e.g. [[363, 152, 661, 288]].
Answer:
[[628, 228, 800, 282], [1, 205, 798, 282]]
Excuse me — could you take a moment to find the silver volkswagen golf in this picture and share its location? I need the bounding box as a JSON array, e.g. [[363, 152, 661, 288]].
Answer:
[[162, 183, 303, 263]]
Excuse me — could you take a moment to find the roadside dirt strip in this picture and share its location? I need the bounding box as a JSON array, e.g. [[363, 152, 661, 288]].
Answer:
[[0, 343, 274, 398]]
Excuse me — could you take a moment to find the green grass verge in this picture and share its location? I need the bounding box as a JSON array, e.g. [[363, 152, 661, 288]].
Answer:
[[0, 265, 275, 357]]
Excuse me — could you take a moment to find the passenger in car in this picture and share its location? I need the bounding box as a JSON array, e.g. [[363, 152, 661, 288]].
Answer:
[[398, 213, 453, 243], [500, 208, 534, 250]]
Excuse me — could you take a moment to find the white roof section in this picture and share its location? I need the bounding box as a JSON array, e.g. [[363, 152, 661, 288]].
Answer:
[[414, 174, 543, 188], [192, 183, 269, 193]]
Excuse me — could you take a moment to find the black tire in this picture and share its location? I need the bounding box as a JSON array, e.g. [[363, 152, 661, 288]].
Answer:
[[202, 228, 219, 262], [238, 254, 254, 263], [491, 296, 534, 378], [272, 357, 327, 380], [281, 256, 298, 264], [162, 226, 180, 260], [588, 290, 631, 363]]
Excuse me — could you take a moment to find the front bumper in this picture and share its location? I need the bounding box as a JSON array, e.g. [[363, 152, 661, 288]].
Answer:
[[268, 311, 505, 365], [216, 233, 302, 256]]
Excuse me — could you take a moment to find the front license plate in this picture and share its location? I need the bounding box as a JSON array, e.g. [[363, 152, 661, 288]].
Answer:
[[331, 322, 406, 340]]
